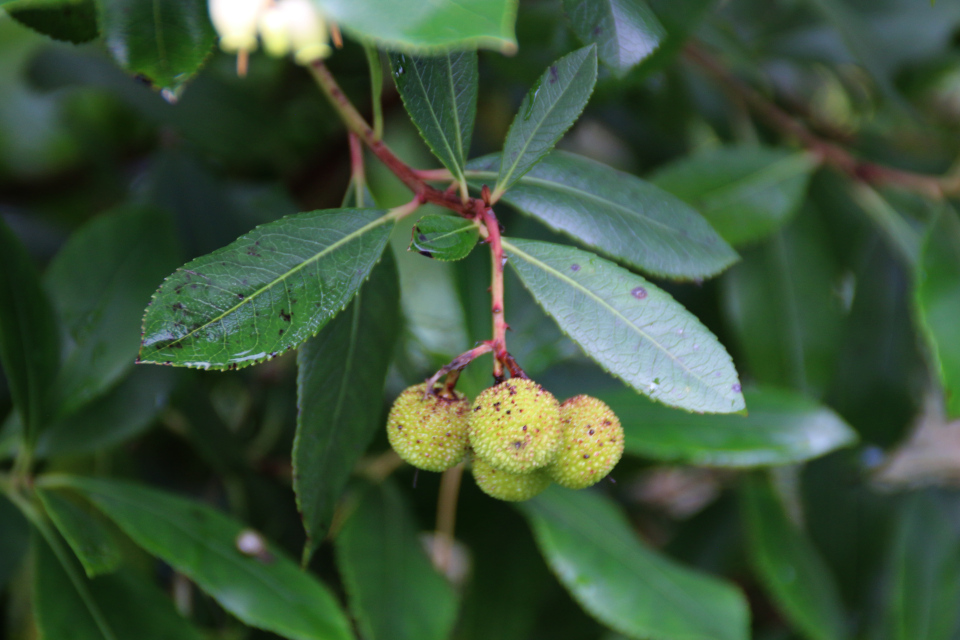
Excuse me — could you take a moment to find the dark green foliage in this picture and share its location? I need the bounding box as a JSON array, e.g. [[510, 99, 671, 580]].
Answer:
[[1, 1, 959, 639]]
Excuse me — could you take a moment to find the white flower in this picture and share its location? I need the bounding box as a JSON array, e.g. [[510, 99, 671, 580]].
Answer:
[[259, 0, 331, 64], [208, 0, 271, 53]]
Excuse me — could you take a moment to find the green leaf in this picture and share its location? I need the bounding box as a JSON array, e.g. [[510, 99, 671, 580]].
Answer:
[[390, 51, 478, 190], [94, 0, 216, 94], [295, 254, 400, 562], [915, 207, 960, 418], [0, 495, 29, 590], [7, 0, 97, 44], [409, 214, 479, 262], [495, 46, 598, 199], [33, 534, 205, 640], [503, 238, 744, 413], [519, 486, 750, 640], [468, 151, 737, 279], [47, 475, 355, 640], [721, 208, 843, 398], [46, 204, 181, 416], [37, 488, 121, 578], [562, 0, 664, 76], [321, 0, 518, 52], [0, 216, 59, 446], [882, 493, 960, 640], [36, 366, 176, 458], [650, 147, 818, 246], [335, 481, 459, 640], [741, 473, 847, 640], [139, 208, 394, 370], [601, 386, 856, 466]]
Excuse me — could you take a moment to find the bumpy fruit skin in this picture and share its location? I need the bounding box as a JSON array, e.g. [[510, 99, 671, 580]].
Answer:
[[547, 395, 624, 489], [468, 378, 561, 474], [472, 457, 550, 502], [386, 383, 470, 472]]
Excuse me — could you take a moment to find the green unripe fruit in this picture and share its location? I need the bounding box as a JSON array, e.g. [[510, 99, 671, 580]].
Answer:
[[468, 378, 561, 474], [472, 456, 550, 502], [547, 395, 624, 489], [386, 383, 470, 472]]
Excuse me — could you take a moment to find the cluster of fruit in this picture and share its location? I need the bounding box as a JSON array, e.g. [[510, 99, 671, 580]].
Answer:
[[386, 378, 625, 501]]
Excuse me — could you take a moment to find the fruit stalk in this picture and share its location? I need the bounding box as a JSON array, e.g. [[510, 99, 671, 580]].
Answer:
[[433, 462, 464, 576], [480, 204, 509, 381]]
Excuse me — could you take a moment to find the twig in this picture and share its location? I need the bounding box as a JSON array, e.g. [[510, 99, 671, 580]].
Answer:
[[309, 61, 482, 216], [684, 43, 960, 200]]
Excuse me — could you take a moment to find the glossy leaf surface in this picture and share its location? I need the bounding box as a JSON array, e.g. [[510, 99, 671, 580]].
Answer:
[[295, 254, 400, 562], [0, 217, 59, 444], [562, 0, 664, 75], [335, 481, 459, 640], [46, 204, 180, 415], [57, 476, 354, 640], [504, 238, 744, 413], [469, 152, 737, 279], [95, 0, 216, 93], [600, 386, 856, 466], [409, 215, 479, 261], [915, 207, 960, 418], [139, 208, 393, 370], [391, 51, 478, 186], [33, 535, 205, 640], [520, 486, 750, 640], [651, 147, 817, 246], [496, 46, 597, 197], [321, 0, 518, 52], [741, 474, 847, 640]]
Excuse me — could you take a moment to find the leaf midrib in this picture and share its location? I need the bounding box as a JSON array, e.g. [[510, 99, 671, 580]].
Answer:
[[156, 212, 393, 351], [408, 56, 465, 182], [503, 238, 717, 394]]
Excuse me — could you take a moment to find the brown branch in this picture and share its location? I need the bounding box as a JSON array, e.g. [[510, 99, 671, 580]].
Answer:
[[684, 44, 960, 201], [309, 61, 483, 216]]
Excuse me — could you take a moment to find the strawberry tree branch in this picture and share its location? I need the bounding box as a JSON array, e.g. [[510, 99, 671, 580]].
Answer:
[[685, 43, 960, 200], [310, 60, 524, 382]]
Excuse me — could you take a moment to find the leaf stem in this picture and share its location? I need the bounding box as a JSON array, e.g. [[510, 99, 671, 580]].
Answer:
[[685, 43, 960, 200]]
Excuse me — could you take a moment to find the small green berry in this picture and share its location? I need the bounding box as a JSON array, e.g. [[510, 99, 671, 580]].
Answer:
[[547, 395, 624, 489], [468, 378, 560, 474], [472, 456, 550, 502], [386, 383, 470, 472]]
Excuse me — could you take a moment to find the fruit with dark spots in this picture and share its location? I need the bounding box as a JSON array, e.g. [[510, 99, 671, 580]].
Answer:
[[468, 378, 560, 474], [472, 457, 550, 502], [386, 383, 470, 472], [546, 395, 624, 490]]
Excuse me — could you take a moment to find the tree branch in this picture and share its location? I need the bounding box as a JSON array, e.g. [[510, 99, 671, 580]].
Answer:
[[684, 43, 960, 201]]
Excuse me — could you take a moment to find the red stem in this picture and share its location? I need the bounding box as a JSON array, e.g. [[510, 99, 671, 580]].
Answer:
[[310, 60, 524, 382]]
